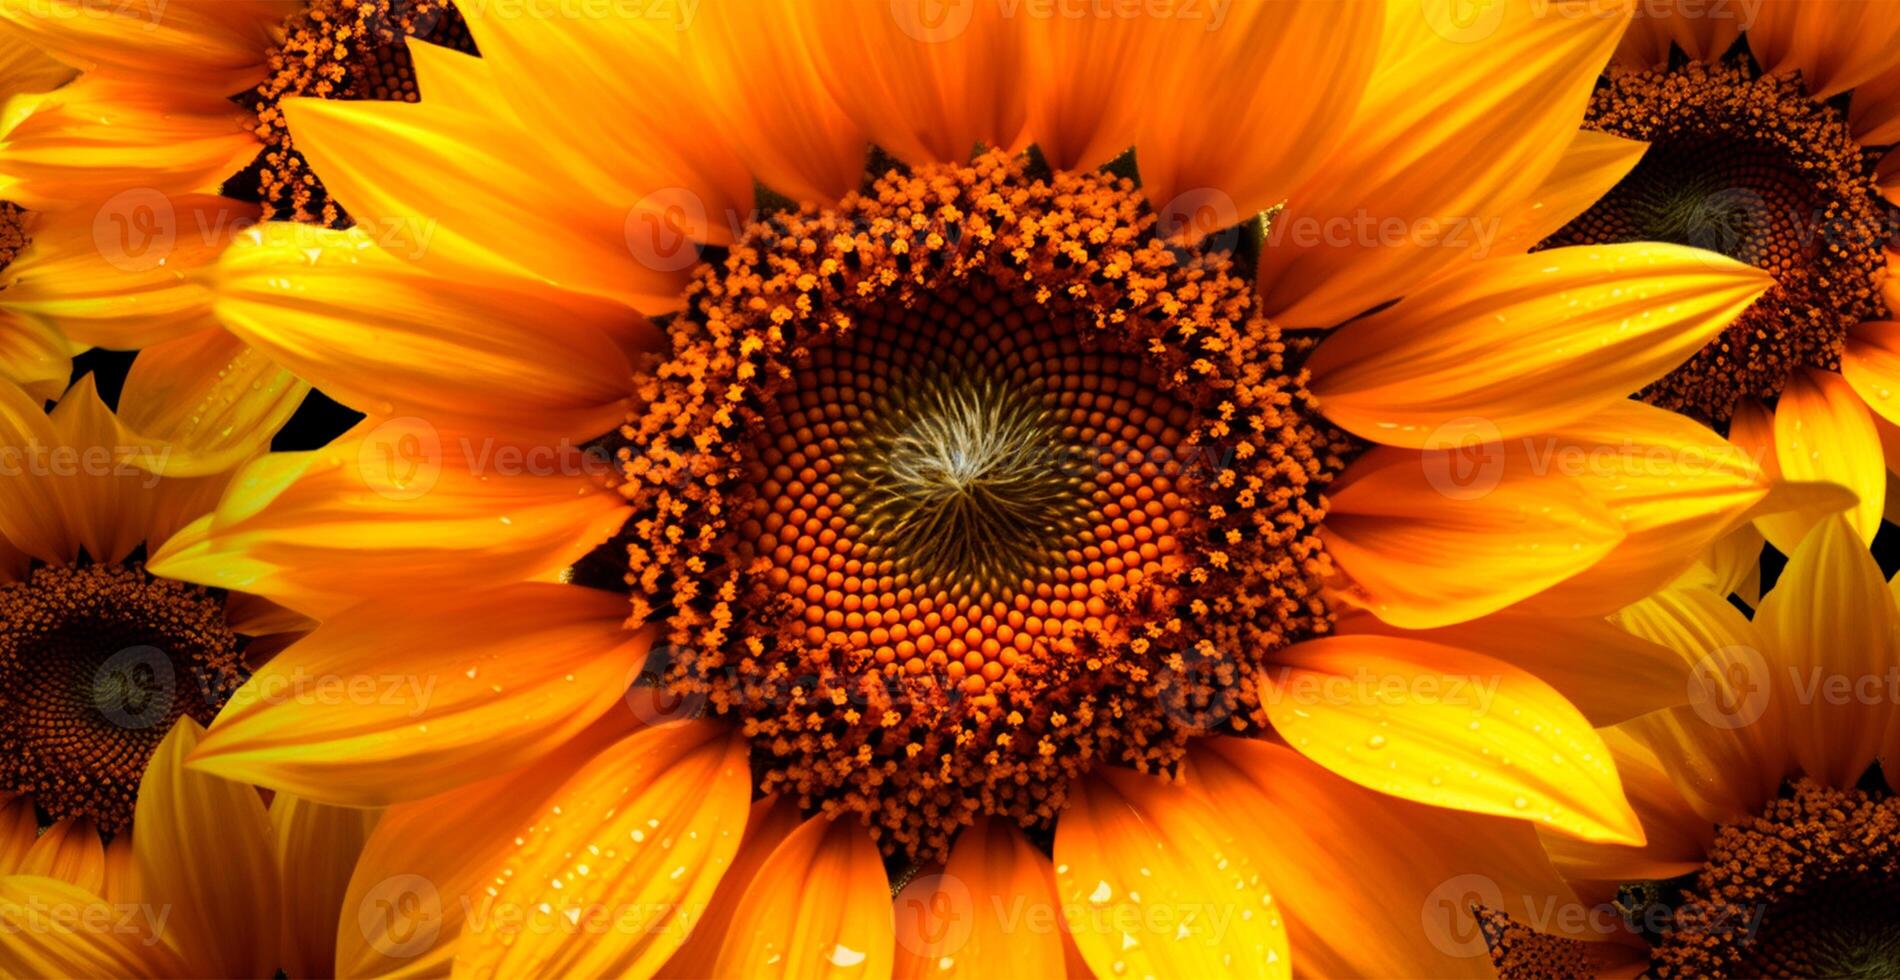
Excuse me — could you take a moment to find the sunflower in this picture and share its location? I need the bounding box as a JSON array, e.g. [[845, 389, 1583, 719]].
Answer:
[[1478, 515, 1900, 976], [1541, 2, 1900, 557], [130, 0, 1834, 974], [0, 374, 377, 977]]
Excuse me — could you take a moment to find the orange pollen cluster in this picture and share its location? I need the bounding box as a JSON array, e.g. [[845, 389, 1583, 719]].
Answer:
[[0, 201, 27, 273], [1543, 59, 1895, 424], [1648, 778, 1900, 977], [0, 563, 244, 833], [613, 150, 1357, 861], [236, 0, 476, 226]]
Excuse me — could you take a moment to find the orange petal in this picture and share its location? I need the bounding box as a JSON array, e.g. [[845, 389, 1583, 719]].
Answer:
[[0, 308, 72, 402], [147, 434, 629, 618], [1321, 445, 1623, 629], [1191, 737, 1586, 976], [1306, 243, 1772, 446], [0, 194, 254, 351], [456, 722, 754, 978], [1262, 634, 1644, 844], [1537, 728, 1714, 896], [17, 816, 105, 895], [0, 0, 291, 90], [659, 795, 804, 980], [334, 711, 636, 977], [190, 585, 651, 806], [0, 875, 186, 977], [712, 813, 894, 980], [1486, 130, 1647, 259], [0, 21, 75, 101], [891, 817, 1068, 980], [1849, 60, 1900, 145], [1256, 0, 1631, 327], [118, 327, 306, 477], [1748, 0, 1900, 97], [0, 793, 37, 872], [792, 0, 1026, 167], [212, 222, 645, 442], [1131, 1, 1383, 229], [0, 376, 77, 564], [1843, 320, 1900, 428], [1765, 369, 1884, 547], [133, 719, 280, 977], [0, 71, 258, 208], [271, 794, 380, 979], [1613, 4, 1741, 70], [1756, 515, 1900, 788], [1055, 766, 1289, 979], [684, 0, 865, 204]]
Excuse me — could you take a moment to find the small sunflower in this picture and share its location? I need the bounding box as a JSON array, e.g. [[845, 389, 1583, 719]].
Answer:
[[0, 375, 376, 978], [1481, 515, 1900, 977], [127, 0, 1840, 974], [1544, 1, 1900, 553]]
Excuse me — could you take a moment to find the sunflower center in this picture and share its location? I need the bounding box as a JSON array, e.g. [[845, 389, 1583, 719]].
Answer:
[[0, 201, 28, 274], [1648, 778, 1900, 977], [1542, 60, 1895, 424], [0, 563, 244, 832], [614, 150, 1355, 860], [235, 0, 478, 226]]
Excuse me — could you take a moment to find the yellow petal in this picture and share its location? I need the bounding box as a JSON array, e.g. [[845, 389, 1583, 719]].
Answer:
[[1339, 608, 1692, 727], [0, 875, 186, 977], [133, 719, 280, 977], [713, 813, 894, 980], [0, 308, 72, 402], [0, 375, 76, 563], [335, 713, 636, 978], [1536, 729, 1713, 889], [271, 794, 379, 980], [190, 586, 651, 806], [1055, 766, 1290, 979], [1508, 400, 1778, 616], [0, 0, 291, 90], [1130, 0, 1383, 230], [1843, 320, 1900, 428], [45, 374, 150, 565], [1262, 634, 1644, 844], [1756, 515, 1900, 788], [0, 194, 251, 351], [1306, 243, 1772, 446], [791, 0, 1026, 168], [658, 795, 804, 979], [0, 21, 76, 101], [455, 722, 753, 978], [118, 327, 306, 477], [0, 71, 258, 208], [1765, 368, 1884, 547], [1191, 737, 1585, 976], [17, 816, 104, 895], [1322, 446, 1623, 629], [1613, 587, 1789, 823], [147, 435, 630, 618], [1748, 0, 1900, 97], [891, 817, 1067, 980], [1256, 0, 1631, 327], [1486, 130, 1647, 259], [684, 0, 865, 203], [212, 223, 645, 442]]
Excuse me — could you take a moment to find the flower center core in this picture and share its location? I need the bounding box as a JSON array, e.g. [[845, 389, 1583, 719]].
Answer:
[[1542, 60, 1895, 424], [1651, 777, 1900, 976], [615, 151, 1354, 860], [0, 563, 244, 832]]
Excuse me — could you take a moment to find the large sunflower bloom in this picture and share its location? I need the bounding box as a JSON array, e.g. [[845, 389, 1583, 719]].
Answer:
[[1480, 515, 1900, 976], [136, 0, 1828, 974], [0, 375, 376, 977], [1542, 1, 1900, 555]]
